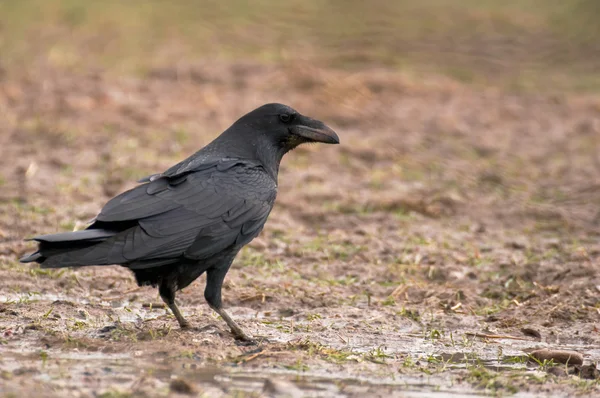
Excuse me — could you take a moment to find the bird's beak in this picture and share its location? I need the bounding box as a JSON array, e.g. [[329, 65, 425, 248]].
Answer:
[[292, 117, 340, 144]]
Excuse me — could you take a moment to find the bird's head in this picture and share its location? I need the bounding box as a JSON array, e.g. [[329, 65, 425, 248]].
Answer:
[[236, 103, 339, 151], [212, 103, 339, 178]]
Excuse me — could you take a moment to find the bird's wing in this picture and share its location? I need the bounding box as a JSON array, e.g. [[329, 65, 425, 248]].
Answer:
[[86, 159, 276, 267], [98, 158, 243, 222], [137, 155, 242, 183]]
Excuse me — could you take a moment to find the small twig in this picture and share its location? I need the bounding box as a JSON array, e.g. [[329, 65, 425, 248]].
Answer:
[[69, 274, 86, 290], [390, 285, 408, 298], [142, 303, 166, 309], [336, 332, 348, 344], [236, 350, 287, 364], [239, 293, 269, 303], [465, 305, 477, 316], [238, 351, 266, 363], [466, 332, 532, 341]]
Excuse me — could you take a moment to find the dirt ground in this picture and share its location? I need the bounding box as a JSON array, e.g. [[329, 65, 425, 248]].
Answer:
[[1, 61, 600, 397]]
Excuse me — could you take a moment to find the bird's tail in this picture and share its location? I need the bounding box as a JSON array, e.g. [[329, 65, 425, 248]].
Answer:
[[20, 228, 118, 268]]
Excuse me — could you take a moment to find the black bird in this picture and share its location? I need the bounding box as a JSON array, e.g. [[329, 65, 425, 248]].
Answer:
[[20, 103, 339, 342]]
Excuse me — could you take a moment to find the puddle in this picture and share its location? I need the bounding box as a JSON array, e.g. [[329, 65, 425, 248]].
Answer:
[[1, 327, 594, 397], [1, 296, 598, 397], [0, 348, 539, 397]]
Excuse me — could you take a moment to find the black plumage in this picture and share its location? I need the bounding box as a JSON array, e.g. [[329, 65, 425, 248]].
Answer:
[[20, 103, 339, 342]]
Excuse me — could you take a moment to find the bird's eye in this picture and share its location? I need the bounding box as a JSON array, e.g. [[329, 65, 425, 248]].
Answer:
[[279, 113, 293, 123]]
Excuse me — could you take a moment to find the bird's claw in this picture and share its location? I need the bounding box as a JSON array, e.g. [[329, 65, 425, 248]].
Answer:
[[234, 337, 257, 346], [233, 331, 274, 346], [231, 329, 256, 345]]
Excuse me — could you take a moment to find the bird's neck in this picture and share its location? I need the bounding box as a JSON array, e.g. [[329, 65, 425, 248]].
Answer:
[[254, 144, 286, 182], [209, 128, 286, 182]]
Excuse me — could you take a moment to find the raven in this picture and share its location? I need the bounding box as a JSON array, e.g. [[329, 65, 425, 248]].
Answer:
[[20, 103, 339, 342]]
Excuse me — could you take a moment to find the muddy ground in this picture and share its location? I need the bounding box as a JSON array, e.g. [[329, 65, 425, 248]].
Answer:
[[1, 62, 600, 397]]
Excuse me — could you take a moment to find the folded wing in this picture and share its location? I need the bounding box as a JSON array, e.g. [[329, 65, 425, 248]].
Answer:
[[37, 159, 277, 269]]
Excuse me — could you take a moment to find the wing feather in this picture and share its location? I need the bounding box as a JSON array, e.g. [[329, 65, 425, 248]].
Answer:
[[89, 159, 276, 268]]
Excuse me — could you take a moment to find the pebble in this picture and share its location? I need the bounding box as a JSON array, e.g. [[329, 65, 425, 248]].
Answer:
[[529, 349, 583, 366]]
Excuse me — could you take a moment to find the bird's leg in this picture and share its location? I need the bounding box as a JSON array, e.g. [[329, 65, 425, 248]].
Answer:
[[209, 305, 253, 342], [159, 282, 190, 329], [205, 267, 254, 342]]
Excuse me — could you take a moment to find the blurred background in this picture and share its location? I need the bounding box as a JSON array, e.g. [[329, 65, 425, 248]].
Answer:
[[1, 0, 599, 89]]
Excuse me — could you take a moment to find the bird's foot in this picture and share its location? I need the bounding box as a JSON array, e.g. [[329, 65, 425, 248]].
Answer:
[[234, 338, 257, 346], [179, 320, 191, 329], [210, 305, 258, 344], [164, 299, 190, 330], [232, 330, 257, 346], [196, 324, 221, 333]]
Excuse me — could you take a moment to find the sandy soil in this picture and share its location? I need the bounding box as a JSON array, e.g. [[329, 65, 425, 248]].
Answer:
[[1, 62, 599, 397]]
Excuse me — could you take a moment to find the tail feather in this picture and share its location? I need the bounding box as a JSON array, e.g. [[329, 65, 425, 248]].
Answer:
[[28, 229, 116, 243], [19, 228, 118, 267], [19, 252, 44, 263]]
